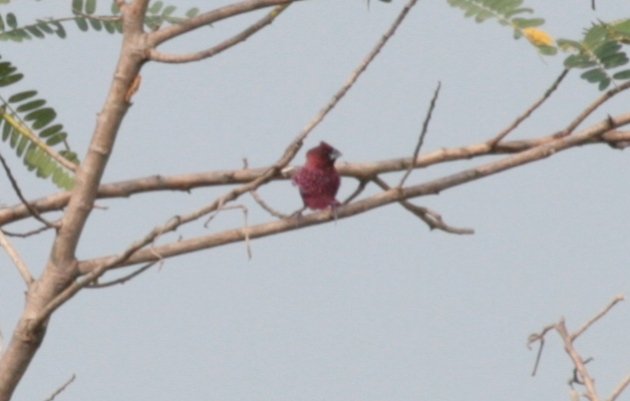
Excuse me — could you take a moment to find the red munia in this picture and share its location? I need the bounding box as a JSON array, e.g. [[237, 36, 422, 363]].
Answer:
[[292, 141, 341, 210]]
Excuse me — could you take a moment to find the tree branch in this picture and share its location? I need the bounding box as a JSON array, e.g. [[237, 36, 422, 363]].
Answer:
[[399, 81, 441, 187], [528, 295, 627, 401], [0, 230, 34, 286], [147, 0, 298, 47], [2, 128, 630, 227], [77, 112, 630, 272], [149, 4, 291, 63], [488, 68, 569, 146]]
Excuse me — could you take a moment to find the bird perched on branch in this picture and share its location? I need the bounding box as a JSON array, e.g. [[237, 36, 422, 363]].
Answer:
[[292, 141, 341, 211]]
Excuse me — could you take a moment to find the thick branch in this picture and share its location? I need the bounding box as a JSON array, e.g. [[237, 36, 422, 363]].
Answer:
[[0, 3, 149, 401], [2, 129, 629, 227]]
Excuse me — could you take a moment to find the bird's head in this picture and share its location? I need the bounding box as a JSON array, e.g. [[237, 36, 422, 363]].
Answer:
[[306, 141, 341, 168]]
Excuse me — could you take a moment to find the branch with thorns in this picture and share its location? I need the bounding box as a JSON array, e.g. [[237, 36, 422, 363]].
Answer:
[[527, 295, 626, 401]]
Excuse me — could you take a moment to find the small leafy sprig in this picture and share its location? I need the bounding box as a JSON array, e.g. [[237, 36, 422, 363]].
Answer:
[[0, 57, 77, 189]]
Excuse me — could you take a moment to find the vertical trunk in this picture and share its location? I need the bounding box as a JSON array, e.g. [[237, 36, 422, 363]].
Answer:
[[0, 2, 148, 398]]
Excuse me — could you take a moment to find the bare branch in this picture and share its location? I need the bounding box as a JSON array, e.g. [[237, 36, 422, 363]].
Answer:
[[558, 80, 630, 137], [1, 223, 57, 238], [149, 4, 291, 63], [488, 68, 569, 146], [572, 294, 624, 341], [528, 295, 626, 401], [250, 190, 291, 219], [609, 375, 630, 401], [86, 261, 157, 289], [0, 151, 57, 229], [399, 81, 441, 187], [374, 176, 473, 234], [77, 111, 630, 272], [0, 230, 34, 286], [556, 320, 600, 401], [43, 374, 76, 401], [3, 128, 630, 228], [148, 0, 297, 46], [342, 179, 369, 204]]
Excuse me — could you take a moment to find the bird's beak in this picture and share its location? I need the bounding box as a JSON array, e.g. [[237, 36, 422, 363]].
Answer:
[[331, 148, 342, 160]]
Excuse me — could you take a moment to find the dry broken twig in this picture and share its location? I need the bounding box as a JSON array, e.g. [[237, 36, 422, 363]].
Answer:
[[527, 295, 626, 401]]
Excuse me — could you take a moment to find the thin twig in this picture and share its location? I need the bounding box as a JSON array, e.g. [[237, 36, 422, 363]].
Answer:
[[488, 68, 569, 146], [250, 190, 290, 219], [609, 375, 630, 401], [86, 261, 157, 288], [148, 0, 296, 46], [43, 373, 76, 401], [572, 294, 624, 341], [528, 295, 626, 401], [149, 4, 292, 63], [0, 230, 34, 285], [400, 81, 441, 187], [0, 151, 57, 229], [1, 223, 56, 238], [556, 320, 600, 401], [342, 179, 369, 204], [558, 80, 630, 137], [374, 176, 473, 234]]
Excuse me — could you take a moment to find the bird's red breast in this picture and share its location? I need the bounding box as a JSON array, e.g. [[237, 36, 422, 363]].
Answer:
[[293, 141, 341, 210]]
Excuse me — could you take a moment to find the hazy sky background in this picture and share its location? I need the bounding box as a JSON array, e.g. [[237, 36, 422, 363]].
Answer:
[[1, 1, 630, 400]]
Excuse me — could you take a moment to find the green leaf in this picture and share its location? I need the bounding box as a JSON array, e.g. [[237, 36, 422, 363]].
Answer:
[[8, 90, 37, 103], [72, 0, 83, 13], [85, 0, 96, 15], [25, 107, 56, 129], [88, 18, 102, 31], [512, 17, 544, 29], [46, 132, 66, 146], [0, 73, 23, 86], [538, 45, 557, 56], [16, 134, 29, 157], [6, 12, 16, 29], [103, 20, 116, 33], [581, 68, 605, 83], [2, 119, 11, 140], [149, 1, 163, 14], [0, 61, 16, 75], [39, 124, 63, 138], [17, 99, 46, 112], [53, 21, 67, 38], [75, 17, 88, 31], [36, 21, 53, 34], [162, 5, 176, 17], [564, 54, 595, 69], [600, 52, 628, 69], [598, 77, 611, 90], [185, 7, 200, 18], [612, 69, 630, 80], [25, 25, 44, 39]]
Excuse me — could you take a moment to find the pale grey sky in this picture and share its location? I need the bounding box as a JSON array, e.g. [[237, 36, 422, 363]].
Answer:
[[1, 1, 630, 401]]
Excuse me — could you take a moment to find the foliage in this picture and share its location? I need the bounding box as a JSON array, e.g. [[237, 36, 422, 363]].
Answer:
[[446, 0, 630, 90], [559, 20, 630, 90], [0, 57, 77, 190]]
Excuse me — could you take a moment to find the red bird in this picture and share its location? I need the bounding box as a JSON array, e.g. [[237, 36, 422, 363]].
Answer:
[[293, 141, 341, 210]]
